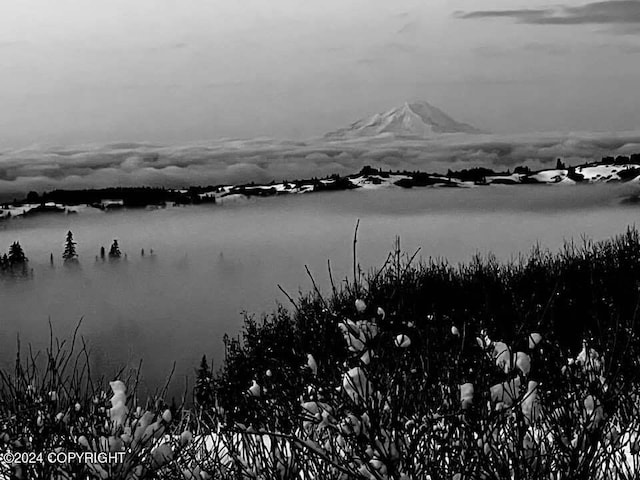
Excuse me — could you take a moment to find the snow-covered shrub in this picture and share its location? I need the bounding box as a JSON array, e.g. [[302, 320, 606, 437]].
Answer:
[[208, 230, 640, 479], [0, 326, 196, 480]]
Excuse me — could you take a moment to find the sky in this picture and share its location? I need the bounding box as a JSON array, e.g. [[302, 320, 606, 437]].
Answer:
[[1, 0, 640, 148]]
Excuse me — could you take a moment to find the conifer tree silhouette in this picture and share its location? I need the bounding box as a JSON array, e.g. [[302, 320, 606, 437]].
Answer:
[[8, 242, 27, 265], [108, 240, 121, 259], [62, 231, 79, 263]]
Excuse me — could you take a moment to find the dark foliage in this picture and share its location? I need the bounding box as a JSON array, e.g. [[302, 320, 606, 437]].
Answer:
[[447, 167, 500, 183], [312, 176, 359, 192], [35, 187, 183, 207], [514, 165, 532, 175], [618, 167, 640, 182], [8, 241, 27, 265], [0, 241, 30, 278], [567, 166, 585, 182], [213, 228, 640, 432], [195, 355, 214, 408], [395, 173, 453, 188], [109, 240, 122, 259], [62, 230, 79, 263]]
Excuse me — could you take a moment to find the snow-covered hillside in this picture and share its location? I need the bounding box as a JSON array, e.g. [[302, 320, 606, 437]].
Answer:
[[2, 162, 640, 219], [505, 163, 640, 185]]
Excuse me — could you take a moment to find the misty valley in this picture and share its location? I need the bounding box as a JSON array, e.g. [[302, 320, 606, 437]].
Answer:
[[1, 184, 639, 395]]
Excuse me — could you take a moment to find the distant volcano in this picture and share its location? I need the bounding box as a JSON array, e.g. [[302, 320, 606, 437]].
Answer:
[[326, 101, 485, 138]]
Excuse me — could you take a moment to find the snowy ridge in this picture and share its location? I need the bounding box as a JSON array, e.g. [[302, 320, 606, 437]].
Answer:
[[2, 162, 640, 219], [0, 202, 78, 219], [187, 161, 640, 198]]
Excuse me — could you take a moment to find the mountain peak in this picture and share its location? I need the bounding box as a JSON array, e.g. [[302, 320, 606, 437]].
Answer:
[[326, 101, 484, 139]]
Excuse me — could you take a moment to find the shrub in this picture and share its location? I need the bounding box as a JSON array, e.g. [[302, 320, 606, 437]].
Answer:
[[209, 228, 640, 478]]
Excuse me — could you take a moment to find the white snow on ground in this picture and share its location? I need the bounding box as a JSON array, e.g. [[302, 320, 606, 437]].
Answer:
[[0, 208, 23, 218], [100, 199, 124, 208], [558, 176, 577, 185], [215, 194, 251, 204], [531, 169, 567, 183], [577, 164, 632, 182], [197, 192, 217, 200], [187, 425, 640, 480], [486, 174, 523, 184], [349, 174, 411, 189], [578, 165, 617, 180], [0, 203, 41, 217], [525, 164, 640, 184], [250, 184, 285, 192]]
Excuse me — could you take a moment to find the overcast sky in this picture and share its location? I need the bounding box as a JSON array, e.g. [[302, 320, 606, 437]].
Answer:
[[1, 0, 640, 147]]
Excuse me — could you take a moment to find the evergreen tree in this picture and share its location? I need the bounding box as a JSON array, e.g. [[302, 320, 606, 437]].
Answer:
[[195, 355, 214, 407], [26, 191, 40, 203], [8, 242, 27, 265], [62, 230, 78, 263], [108, 240, 121, 259], [556, 158, 566, 170]]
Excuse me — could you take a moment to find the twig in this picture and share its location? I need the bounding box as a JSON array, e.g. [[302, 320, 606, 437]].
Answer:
[[278, 284, 300, 313], [305, 265, 329, 311], [327, 259, 337, 299], [353, 219, 360, 291]]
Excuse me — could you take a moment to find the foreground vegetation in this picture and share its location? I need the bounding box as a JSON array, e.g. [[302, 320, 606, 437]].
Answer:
[[4, 228, 640, 478]]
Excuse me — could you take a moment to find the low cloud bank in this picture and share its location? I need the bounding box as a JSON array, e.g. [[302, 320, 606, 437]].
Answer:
[[1, 131, 640, 200], [456, 1, 640, 29]]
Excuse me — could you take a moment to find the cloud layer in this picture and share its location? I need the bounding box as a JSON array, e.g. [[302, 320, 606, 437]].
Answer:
[[2, 131, 640, 200], [456, 1, 640, 29]]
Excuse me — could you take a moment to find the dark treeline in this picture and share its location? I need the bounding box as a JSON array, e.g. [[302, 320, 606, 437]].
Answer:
[[603, 153, 640, 164], [19, 187, 217, 208], [445, 167, 506, 183]]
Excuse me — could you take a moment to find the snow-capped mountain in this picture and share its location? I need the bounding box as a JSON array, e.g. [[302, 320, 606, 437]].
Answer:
[[326, 101, 484, 138]]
